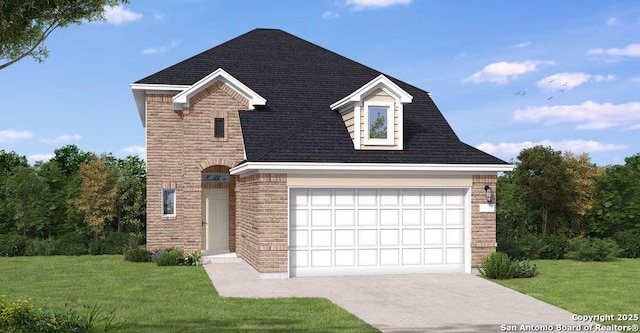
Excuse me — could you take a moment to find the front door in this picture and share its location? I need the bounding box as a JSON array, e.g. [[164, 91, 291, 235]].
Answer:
[[201, 188, 229, 251]]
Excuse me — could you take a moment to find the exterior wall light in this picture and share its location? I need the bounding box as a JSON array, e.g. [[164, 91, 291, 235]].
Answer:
[[484, 185, 493, 204]]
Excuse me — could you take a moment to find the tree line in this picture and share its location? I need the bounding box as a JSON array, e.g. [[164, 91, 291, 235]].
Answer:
[[497, 145, 640, 258], [0, 145, 145, 255]]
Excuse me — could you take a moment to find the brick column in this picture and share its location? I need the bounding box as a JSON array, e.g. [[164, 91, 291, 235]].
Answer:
[[471, 175, 497, 267]]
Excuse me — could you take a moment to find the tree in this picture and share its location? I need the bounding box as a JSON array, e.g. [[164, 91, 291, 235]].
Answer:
[[4, 165, 50, 239], [0, 0, 129, 70], [512, 146, 570, 234], [590, 154, 640, 237], [113, 156, 146, 233], [74, 155, 117, 242], [562, 152, 603, 235], [0, 150, 29, 234]]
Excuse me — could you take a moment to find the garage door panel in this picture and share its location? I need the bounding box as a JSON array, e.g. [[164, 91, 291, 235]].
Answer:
[[290, 188, 467, 277], [311, 209, 332, 226], [335, 209, 355, 226], [335, 230, 355, 247], [380, 209, 399, 226], [358, 209, 377, 226], [311, 230, 332, 247], [402, 209, 421, 225], [291, 209, 308, 227], [358, 229, 377, 246]]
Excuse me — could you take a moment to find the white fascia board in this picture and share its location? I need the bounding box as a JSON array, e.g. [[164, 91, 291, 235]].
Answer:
[[330, 74, 413, 111], [130, 83, 190, 127], [230, 162, 515, 176], [171, 68, 266, 110]]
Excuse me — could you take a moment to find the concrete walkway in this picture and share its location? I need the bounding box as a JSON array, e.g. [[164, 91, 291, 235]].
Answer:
[[203, 260, 586, 333]]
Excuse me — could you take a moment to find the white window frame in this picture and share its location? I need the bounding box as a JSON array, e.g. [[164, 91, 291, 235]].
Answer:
[[162, 188, 176, 217], [363, 101, 395, 145]]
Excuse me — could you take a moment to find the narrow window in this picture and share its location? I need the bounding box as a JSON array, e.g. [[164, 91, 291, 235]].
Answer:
[[214, 118, 225, 138], [364, 101, 394, 145], [162, 189, 176, 216], [368, 106, 388, 139]]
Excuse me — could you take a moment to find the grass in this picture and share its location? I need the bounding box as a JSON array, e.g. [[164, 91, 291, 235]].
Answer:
[[494, 259, 640, 325], [0, 255, 377, 333]]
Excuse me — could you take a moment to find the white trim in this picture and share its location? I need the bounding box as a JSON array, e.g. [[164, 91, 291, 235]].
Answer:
[[172, 68, 266, 111], [131, 84, 190, 126], [353, 104, 361, 149], [397, 102, 404, 150], [363, 101, 395, 146], [330, 74, 413, 111], [231, 162, 514, 176]]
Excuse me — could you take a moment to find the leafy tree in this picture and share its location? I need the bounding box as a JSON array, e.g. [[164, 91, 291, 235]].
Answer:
[[512, 146, 570, 234], [0, 0, 129, 70], [590, 154, 640, 237], [51, 145, 93, 176], [562, 152, 603, 236], [496, 169, 537, 238], [74, 155, 117, 242], [113, 156, 146, 233], [4, 165, 50, 239], [0, 150, 29, 234]]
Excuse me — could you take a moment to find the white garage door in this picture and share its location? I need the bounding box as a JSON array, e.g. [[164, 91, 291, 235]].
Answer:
[[289, 188, 469, 277]]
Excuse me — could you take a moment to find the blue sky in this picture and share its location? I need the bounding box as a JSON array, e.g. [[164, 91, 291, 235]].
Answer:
[[1, 0, 639, 165]]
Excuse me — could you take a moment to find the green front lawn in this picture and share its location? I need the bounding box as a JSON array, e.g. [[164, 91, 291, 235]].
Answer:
[[495, 259, 640, 325], [0, 256, 377, 332]]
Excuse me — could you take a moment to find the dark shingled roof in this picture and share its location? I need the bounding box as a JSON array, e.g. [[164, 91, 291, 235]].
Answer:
[[137, 28, 507, 165]]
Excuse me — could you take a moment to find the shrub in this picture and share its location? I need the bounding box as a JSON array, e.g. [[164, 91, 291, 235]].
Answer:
[[479, 252, 515, 280], [55, 232, 89, 256], [512, 259, 538, 278], [613, 230, 640, 258], [0, 234, 26, 257], [89, 239, 104, 255], [103, 232, 135, 255], [153, 248, 184, 266], [497, 233, 546, 260], [568, 237, 621, 261], [25, 238, 57, 256], [539, 233, 569, 259], [124, 248, 152, 262], [182, 251, 202, 266], [0, 295, 122, 333]]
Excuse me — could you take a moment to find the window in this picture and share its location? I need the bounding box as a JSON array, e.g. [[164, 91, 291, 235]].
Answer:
[[364, 101, 394, 145], [162, 189, 176, 216], [214, 118, 225, 138]]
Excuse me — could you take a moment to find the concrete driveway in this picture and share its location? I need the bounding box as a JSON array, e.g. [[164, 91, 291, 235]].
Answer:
[[203, 260, 584, 332]]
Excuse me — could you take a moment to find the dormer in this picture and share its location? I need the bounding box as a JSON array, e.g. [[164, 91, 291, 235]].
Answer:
[[330, 75, 413, 150]]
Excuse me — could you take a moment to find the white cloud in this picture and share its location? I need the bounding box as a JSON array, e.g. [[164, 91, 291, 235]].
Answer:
[[27, 154, 54, 164], [512, 41, 531, 49], [514, 101, 640, 129], [345, 0, 412, 10], [121, 145, 146, 159], [536, 72, 615, 91], [477, 140, 627, 156], [463, 60, 554, 84], [322, 11, 339, 19], [40, 134, 82, 144], [0, 129, 33, 142], [103, 5, 143, 25], [628, 124, 640, 130], [607, 17, 617, 25], [142, 40, 180, 55], [588, 43, 640, 57]]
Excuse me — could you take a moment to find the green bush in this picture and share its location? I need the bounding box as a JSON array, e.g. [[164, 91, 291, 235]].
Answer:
[[55, 232, 88, 256], [25, 238, 56, 256], [479, 252, 515, 280], [124, 248, 152, 262], [613, 230, 640, 258], [539, 233, 569, 259], [497, 233, 546, 260], [512, 259, 538, 278], [181, 251, 202, 266], [0, 295, 122, 333], [103, 232, 135, 255], [153, 248, 184, 266], [568, 237, 621, 261], [0, 234, 26, 257]]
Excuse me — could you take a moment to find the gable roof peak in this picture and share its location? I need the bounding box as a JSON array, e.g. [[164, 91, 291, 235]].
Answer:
[[330, 74, 413, 111]]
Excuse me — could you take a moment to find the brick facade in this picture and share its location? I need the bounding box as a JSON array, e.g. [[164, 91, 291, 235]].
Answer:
[[146, 82, 248, 253], [470, 174, 498, 267]]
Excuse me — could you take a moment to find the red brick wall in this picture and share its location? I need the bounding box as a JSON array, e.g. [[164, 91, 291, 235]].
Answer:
[[471, 174, 498, 267], [236, 174, 289, 273], [146, 82, 248, 253]]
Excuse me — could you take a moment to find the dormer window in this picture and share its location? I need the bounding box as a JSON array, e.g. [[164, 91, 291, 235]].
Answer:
[[364, 101, 394, 145]]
